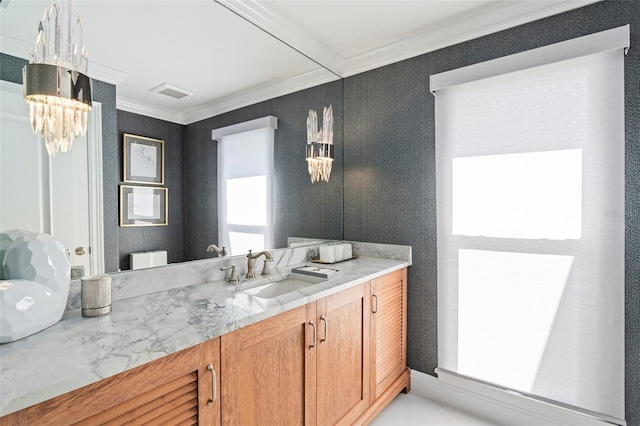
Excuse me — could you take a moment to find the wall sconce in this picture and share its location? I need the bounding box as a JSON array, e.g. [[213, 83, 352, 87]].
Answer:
[[306, 105, 334, 183], [22, 0, 92, 156]]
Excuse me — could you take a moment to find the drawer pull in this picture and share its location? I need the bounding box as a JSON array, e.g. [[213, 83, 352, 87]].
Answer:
[[309, 321, 317, 349], [207, 364, 216, 405], [320, 315, 328, 342], [372, 294, 378, 314]]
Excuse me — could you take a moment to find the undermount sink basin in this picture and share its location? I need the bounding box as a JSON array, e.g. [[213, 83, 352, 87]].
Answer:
[[233, 273, 327, 300]]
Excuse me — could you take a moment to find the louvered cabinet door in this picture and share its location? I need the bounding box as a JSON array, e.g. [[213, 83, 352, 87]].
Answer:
[[3, 339, 221, 425], [370, 268, 407, 401]]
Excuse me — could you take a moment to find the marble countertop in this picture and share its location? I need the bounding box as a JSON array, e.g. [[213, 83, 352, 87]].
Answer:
[[0, 256, 409, 416]]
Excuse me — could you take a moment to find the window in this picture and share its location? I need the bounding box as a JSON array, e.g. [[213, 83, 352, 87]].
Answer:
[[431, 26, 628, 423], [213, 117, 277, 256]]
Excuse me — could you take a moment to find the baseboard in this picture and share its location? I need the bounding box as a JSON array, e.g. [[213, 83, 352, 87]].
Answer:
[[409, 370, 619, 426]]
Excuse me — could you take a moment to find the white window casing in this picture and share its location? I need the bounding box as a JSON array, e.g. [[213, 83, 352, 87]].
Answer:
[[213, 116, 277, 256]]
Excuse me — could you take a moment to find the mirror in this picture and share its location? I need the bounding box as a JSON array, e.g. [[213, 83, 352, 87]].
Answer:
[[0, 1, 343, 274], [0, 81, 105, 276]]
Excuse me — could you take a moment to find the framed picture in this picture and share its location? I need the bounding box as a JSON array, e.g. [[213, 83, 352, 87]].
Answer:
[[120, 185, 168, 227], [123, 134, 164, 185]]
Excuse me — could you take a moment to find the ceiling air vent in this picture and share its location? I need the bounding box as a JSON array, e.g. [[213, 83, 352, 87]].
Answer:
[[149, 83, 195, 100]]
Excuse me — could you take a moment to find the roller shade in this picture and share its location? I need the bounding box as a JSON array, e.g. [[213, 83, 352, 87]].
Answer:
[[432, 26, 628, 424]]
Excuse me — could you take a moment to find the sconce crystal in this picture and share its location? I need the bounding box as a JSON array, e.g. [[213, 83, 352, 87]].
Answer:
[[22, 0, 92, 156], [306, 105, 334, 183]]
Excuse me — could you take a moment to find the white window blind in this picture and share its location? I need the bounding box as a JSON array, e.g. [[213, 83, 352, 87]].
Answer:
[[432, 26, 628, 423], [214, 117, 277, 256]]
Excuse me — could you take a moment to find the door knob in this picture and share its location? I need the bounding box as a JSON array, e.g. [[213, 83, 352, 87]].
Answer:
[[75, 247, 86, 256]]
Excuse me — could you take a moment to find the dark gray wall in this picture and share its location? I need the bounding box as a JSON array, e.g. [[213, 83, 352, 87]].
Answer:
[[0, 53, 119, 273], [116, 111, 185, 270], [342, 0, 639, 424], [184, 81, 344, 261]]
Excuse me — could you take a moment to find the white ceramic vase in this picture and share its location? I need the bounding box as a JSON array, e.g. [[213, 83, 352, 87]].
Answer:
[[0, 279, 65, 344], [3, 233, 70, 296], [0, 229, 31, 280], [0, 232, 70, 343]]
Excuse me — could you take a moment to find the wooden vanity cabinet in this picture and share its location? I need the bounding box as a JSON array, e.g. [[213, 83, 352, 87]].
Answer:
[[1, 268, 408, 426], [0, 338, 221, 426], [221, 282, 371, 426]]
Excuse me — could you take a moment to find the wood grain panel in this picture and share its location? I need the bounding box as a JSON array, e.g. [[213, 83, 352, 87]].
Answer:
[[2, 339, 221, 426], [0, 410, 26, 426], [82, 374, 198, 425], [198, 337, 221, 426], [23, 346, 200, 425], [221, 303, 315, 426], [375, 277, 405, 391], [370, 268, 408, 401], [316, 283, 370, 426]]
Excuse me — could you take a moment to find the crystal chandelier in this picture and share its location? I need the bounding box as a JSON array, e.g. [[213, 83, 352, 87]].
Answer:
[[306, 105, 334, 183], [22, 0, 92, 156]]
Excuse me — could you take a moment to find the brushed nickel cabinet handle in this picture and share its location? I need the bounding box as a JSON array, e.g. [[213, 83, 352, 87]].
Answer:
[[207, 364, 216, 405], [309, 321, 317, 349], [372, 294, 378, 314], [320, 315, 328, 342]]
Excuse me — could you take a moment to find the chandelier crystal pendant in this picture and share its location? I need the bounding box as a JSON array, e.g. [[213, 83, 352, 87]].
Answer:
[[306, 105, 334, 183], [22, 0, 92, 156]]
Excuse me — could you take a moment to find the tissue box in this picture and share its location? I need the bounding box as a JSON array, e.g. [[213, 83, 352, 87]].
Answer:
[[317, 243, 354, 263], [319, 245, 335, 263], [334, 244, 344, 262], [342, 243, 353, 260], [130, 250, 167, 270]]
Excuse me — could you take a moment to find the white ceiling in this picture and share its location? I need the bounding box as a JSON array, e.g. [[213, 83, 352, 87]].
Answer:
[[0, 0, 600, 125]]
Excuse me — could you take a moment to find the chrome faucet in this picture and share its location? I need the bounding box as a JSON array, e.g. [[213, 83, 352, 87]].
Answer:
[[246, 250, 273, 278], [207, 244, 227, 257]]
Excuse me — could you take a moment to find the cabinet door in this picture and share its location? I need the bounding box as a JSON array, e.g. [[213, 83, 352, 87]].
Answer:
[[9, 340, 219, 425], [316, 283, 371, 426], [370, 268, 407, 401], [221, 303, 317, 426]]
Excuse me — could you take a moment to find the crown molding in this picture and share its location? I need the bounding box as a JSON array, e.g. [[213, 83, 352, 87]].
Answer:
[[117, 67, 337, 126], [215, 0, 602, 79], [88, 63, 129, 86], [0, 79, 21, 94], [183, 67, 338, 125], [116, 98, 186, 125], [341, 0, 602, 77], [6, 0, 601, 126], [0, 34, 128, 85], [0, 34, 28, 60], [215, 0, 343, 77]]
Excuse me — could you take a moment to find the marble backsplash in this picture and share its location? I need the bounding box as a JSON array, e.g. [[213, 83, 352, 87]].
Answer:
[[66, 240, 412, 311]]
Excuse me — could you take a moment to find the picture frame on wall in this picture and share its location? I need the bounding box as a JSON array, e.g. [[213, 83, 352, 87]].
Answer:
[[123, 133, 165, 185], [120, 185, 168, 227]]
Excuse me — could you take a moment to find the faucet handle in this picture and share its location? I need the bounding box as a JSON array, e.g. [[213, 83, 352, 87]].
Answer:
[[207, 244, 227, 257], [220, 264, 239, 283], [261, 259, 273, 276]]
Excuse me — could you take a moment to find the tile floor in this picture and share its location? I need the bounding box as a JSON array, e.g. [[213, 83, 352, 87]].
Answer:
[[370, 393, 498, 426]]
